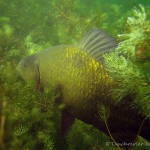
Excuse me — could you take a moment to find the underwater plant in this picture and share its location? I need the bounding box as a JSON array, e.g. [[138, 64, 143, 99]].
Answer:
[[104, 4, 150, 117]]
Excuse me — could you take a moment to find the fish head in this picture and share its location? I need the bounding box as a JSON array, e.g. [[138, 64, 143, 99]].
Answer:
[[17, 55, 39, 82]]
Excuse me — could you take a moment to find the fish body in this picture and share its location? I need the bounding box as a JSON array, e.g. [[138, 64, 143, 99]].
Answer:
[[18, 29, 150, 146], [19, 44, 110, 118]]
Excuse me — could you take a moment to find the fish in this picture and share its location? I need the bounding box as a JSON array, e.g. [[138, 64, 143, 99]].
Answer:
[[17, 29, 150, 148]]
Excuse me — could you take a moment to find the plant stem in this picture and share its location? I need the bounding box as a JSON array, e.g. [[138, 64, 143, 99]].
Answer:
[[104, 120, 121, 150]]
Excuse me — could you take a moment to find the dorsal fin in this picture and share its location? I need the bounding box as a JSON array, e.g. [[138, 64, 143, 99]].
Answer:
[[78, 28, 118, 62]]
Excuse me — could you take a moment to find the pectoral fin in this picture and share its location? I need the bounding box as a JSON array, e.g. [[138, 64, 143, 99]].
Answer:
[[61, 110, 75, 138]]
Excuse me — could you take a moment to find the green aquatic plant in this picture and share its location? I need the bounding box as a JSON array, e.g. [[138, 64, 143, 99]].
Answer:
[[37, 131, 54, 150], [13, 124, 28, 136], [48, 0, 108, 44], [0, 72, 59, 150], [104, 52, 146, 101], [0, 41, 57, 149], [104, 5, 150, 117], [98, 105, 121, 150], [2, 24, 13, 37], [116, 4, 150, 60], [67, 120, 117, 150], [24, 34, 44, 55]]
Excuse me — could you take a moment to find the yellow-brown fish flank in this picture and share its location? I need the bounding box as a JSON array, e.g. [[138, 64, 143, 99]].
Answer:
[[53, 46, 111, 113], [36, 45, 111, 114]]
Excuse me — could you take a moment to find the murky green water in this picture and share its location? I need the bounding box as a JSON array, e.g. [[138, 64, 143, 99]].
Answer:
[[0, 0, 150, 150]]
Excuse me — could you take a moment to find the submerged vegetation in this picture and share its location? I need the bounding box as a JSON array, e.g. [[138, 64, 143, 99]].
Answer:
[[104, 5, 150, 117], [0, 0, 150, 150]]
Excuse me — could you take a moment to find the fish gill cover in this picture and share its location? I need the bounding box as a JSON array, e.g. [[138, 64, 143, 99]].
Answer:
[[0, 0, 150, 150]]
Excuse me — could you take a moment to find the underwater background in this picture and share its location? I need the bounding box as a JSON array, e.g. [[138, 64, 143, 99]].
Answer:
[[0, 0, 150, 150]]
